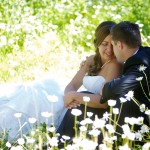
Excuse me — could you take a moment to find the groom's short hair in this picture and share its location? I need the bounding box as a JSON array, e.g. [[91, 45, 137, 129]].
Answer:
[[111, 21, 142, 48]]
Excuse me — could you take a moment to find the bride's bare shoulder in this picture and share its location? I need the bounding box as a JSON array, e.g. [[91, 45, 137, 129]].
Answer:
[[110, 58, 123, 68], [106, 59, 123, 75]]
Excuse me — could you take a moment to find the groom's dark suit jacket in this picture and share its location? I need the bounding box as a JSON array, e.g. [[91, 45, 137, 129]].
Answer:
[[101, 46, 150, 127]]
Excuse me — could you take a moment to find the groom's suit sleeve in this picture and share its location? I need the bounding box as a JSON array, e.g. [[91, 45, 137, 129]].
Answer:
[[100, 51, 149, 104]]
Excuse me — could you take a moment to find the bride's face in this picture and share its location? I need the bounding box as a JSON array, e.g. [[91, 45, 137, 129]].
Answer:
[[98, 35, 115, 62]]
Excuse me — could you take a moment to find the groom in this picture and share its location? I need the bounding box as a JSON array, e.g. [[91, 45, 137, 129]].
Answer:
[[57, 21, 150, 143]]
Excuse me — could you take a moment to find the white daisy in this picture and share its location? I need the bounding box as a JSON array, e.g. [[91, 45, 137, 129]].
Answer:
[[139, 65, 147, 71], [136, 77, 143, 81], [83, 96, 90, 102], [125, 91, 134, 101], [71, 108, 82, 116]]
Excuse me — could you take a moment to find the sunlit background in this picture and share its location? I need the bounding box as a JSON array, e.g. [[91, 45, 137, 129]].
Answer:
[[0, 0, 149, 86]]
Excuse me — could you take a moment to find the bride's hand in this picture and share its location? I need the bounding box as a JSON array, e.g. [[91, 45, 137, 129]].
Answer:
[[63, 91, 80, 108], [66, 100, 80, 109], [80, 55, 94, 69]]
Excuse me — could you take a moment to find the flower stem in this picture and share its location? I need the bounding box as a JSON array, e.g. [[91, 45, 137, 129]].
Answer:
[[84, 102, 87, 119], [116, 103, 123, 124], [140, 81, 150, 101], [143, 71, 150, 97], [113, 114, 117, 131], [18, 118, 23, 138], [64, 141, 66, 149], [132, 97, 140, 106], [108, 117, 122, 128], [51, 104, 55, 127], [109, 106, 112, 124], [74, 116, 77, 138]]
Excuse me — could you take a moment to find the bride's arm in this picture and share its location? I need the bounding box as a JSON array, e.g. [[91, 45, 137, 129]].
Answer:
[[64, 91, 108, 109], [64, 66, 87, 94], [64, 55, 96, 108], [64, 55, 94, 94]]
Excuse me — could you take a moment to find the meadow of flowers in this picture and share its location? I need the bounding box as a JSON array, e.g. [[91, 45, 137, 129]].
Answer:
[[0, 0, 150, 149], [0, 65, 149, 150]]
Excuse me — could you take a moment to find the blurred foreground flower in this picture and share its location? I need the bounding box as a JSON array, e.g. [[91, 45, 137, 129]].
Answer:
[[140, 104, 146, 112], [119, 143, 131, 150], [139, 65, 147, 71], [71, 109, 82, 116], [83, 96, 90, 102], [108, 99, 116, 106], [80, 139, 98, 150], [93, 115, 106, 128], [103, 112, 111, 121], [14, 113, 22, 118], [41, 112, 53, 118], [48, 137, 59, 147], [18, 138, 25, 145], [125, 91, 134, 101], [136, 76, 143, 81], [142, 142, 150, 150], [6, 141, 11, 148], [10, 145, 23, 150], [120, 97, 127, 103], [48, 126, 56, 132], [87, 112, 93, 117], [113, 108, 119, 114], [47, 95, 58, 102], [28, 117, 37, 124], [62, 135, 70, 140], [26, 138, 35, 144]]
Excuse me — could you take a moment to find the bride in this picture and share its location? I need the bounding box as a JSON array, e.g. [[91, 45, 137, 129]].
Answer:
[[0, 21, 122, 140]]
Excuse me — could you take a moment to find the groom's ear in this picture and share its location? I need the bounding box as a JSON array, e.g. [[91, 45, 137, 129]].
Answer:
[[117, 41, 123, 50]]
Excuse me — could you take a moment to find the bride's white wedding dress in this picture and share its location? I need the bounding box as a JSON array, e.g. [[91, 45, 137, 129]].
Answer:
[[0, 75, 105, 140]]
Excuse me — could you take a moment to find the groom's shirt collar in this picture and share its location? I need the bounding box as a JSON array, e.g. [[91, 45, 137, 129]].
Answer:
[[124, 49, 139, 64]]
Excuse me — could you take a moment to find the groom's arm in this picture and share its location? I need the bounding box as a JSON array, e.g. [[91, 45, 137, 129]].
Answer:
[[100, 62, 145, 104], [64, 91, 108, 109]]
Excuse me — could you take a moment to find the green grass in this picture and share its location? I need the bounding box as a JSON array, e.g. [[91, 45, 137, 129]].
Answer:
[[0, 0, 149, 84]]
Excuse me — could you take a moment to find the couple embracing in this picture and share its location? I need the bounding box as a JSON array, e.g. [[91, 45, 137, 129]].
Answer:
[[57, 21, 150, 146]]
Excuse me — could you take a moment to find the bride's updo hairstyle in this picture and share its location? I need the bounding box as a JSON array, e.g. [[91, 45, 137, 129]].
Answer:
[[87, 21, 116, 76]]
